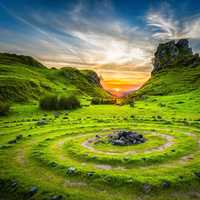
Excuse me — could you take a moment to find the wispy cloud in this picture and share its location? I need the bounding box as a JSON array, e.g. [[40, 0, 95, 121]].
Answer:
[[0, 0, 154, 83], [146, 4, 200, 41]]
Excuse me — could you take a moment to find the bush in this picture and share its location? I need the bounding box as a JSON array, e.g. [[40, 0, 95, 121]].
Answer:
[[91, 97, 115, 105], [39, 95, 58, 110], [0, 101, 10, 116], [39, 94, 80, 110], [58, 95, 80, 109], [91, 97, 102, 105]]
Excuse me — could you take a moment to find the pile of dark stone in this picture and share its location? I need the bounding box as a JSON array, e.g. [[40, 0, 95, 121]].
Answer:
[[108, 130, 146, 146]]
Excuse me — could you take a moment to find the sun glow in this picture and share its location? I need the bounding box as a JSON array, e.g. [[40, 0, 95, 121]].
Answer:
[[101, 79, 143, 97], [114, 88, 120, 92]]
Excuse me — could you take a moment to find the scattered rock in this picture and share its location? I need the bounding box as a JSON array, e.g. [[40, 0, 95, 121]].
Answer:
[[37, 119, 47, 126], [194, 172, 200, 178], [108, 130, 146, 146], [87, 172, 94, 177], [51, 195, 63, 200], [143, 184, 151, 193], [10, 182, 17, 189], [162, 181, 170, 189], [53, 111, 60, 118], [24, 186, 38, 198], [66, 167, 76, 175]]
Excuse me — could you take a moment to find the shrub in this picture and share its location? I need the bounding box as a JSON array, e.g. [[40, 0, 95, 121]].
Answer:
[[0, 101, 10, 116], [39, 95, 58, 110], [91, 97, 115, 105], [39, 94, 80, 110], [58, 95, 80, 109], [120, 97, 135, 106], [91, 97, 102, 105]]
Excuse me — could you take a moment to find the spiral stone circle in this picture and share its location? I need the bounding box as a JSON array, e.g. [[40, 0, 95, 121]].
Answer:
[[1, 114, 200, 199]]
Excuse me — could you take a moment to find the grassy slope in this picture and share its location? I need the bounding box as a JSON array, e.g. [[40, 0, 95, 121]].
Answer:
[[0, 53, 110, 102], [131, 63, 200, 97]]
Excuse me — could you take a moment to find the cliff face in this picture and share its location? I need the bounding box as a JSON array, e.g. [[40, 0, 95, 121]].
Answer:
[[81, 70, 101, 87], [153, 39, 200, 73]]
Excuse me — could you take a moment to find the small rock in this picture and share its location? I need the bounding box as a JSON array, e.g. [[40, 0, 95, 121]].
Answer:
[[143, 184, 151, 193], [66, 167, 76, 175], [37, 119, 47, 126], [25, 186, 38, 198], [87, 172, 94, 177], [195, 172, 200, 178], [53, 111, 60, 118], [51, 195, 63, 200], [10, 181, 17, 191], [10, 182, 17, 188], [162, 181, 170, 189]]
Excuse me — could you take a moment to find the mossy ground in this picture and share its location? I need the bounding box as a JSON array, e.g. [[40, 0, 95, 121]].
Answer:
[[1, 90, 200, 200]]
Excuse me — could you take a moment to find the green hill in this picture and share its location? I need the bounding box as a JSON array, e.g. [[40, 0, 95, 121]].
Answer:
[[130, 39, 200, 98], [0, 53, 110, 102]]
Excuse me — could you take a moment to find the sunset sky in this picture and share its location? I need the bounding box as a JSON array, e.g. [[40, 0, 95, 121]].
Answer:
[[1, 0, 200, 94]]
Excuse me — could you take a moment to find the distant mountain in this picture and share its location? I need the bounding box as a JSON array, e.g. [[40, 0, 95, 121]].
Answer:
[[129, 39, 200, 98], [0, 53, 110, 102]]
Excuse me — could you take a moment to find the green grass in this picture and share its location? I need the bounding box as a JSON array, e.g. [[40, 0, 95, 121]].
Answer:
[[1, 53, 200, 199], [131, 64, 200, 97], [1, 90, 200, 199]]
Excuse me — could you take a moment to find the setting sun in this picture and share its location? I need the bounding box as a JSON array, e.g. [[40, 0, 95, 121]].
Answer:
[[101, 79, 143, 97], [114, 88, 120, 92]]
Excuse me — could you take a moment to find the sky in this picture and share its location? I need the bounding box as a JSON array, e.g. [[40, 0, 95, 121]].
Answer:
[[1, 0, 200, 95]]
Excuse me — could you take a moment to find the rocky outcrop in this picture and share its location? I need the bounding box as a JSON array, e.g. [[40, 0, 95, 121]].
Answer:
[[82, 70, 101, 87], [153, 39, 200, 73]]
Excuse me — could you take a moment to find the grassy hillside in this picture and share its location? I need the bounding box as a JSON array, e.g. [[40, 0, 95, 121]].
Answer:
[[133, 63, 200, 97], [0, 53, 110, 102]]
